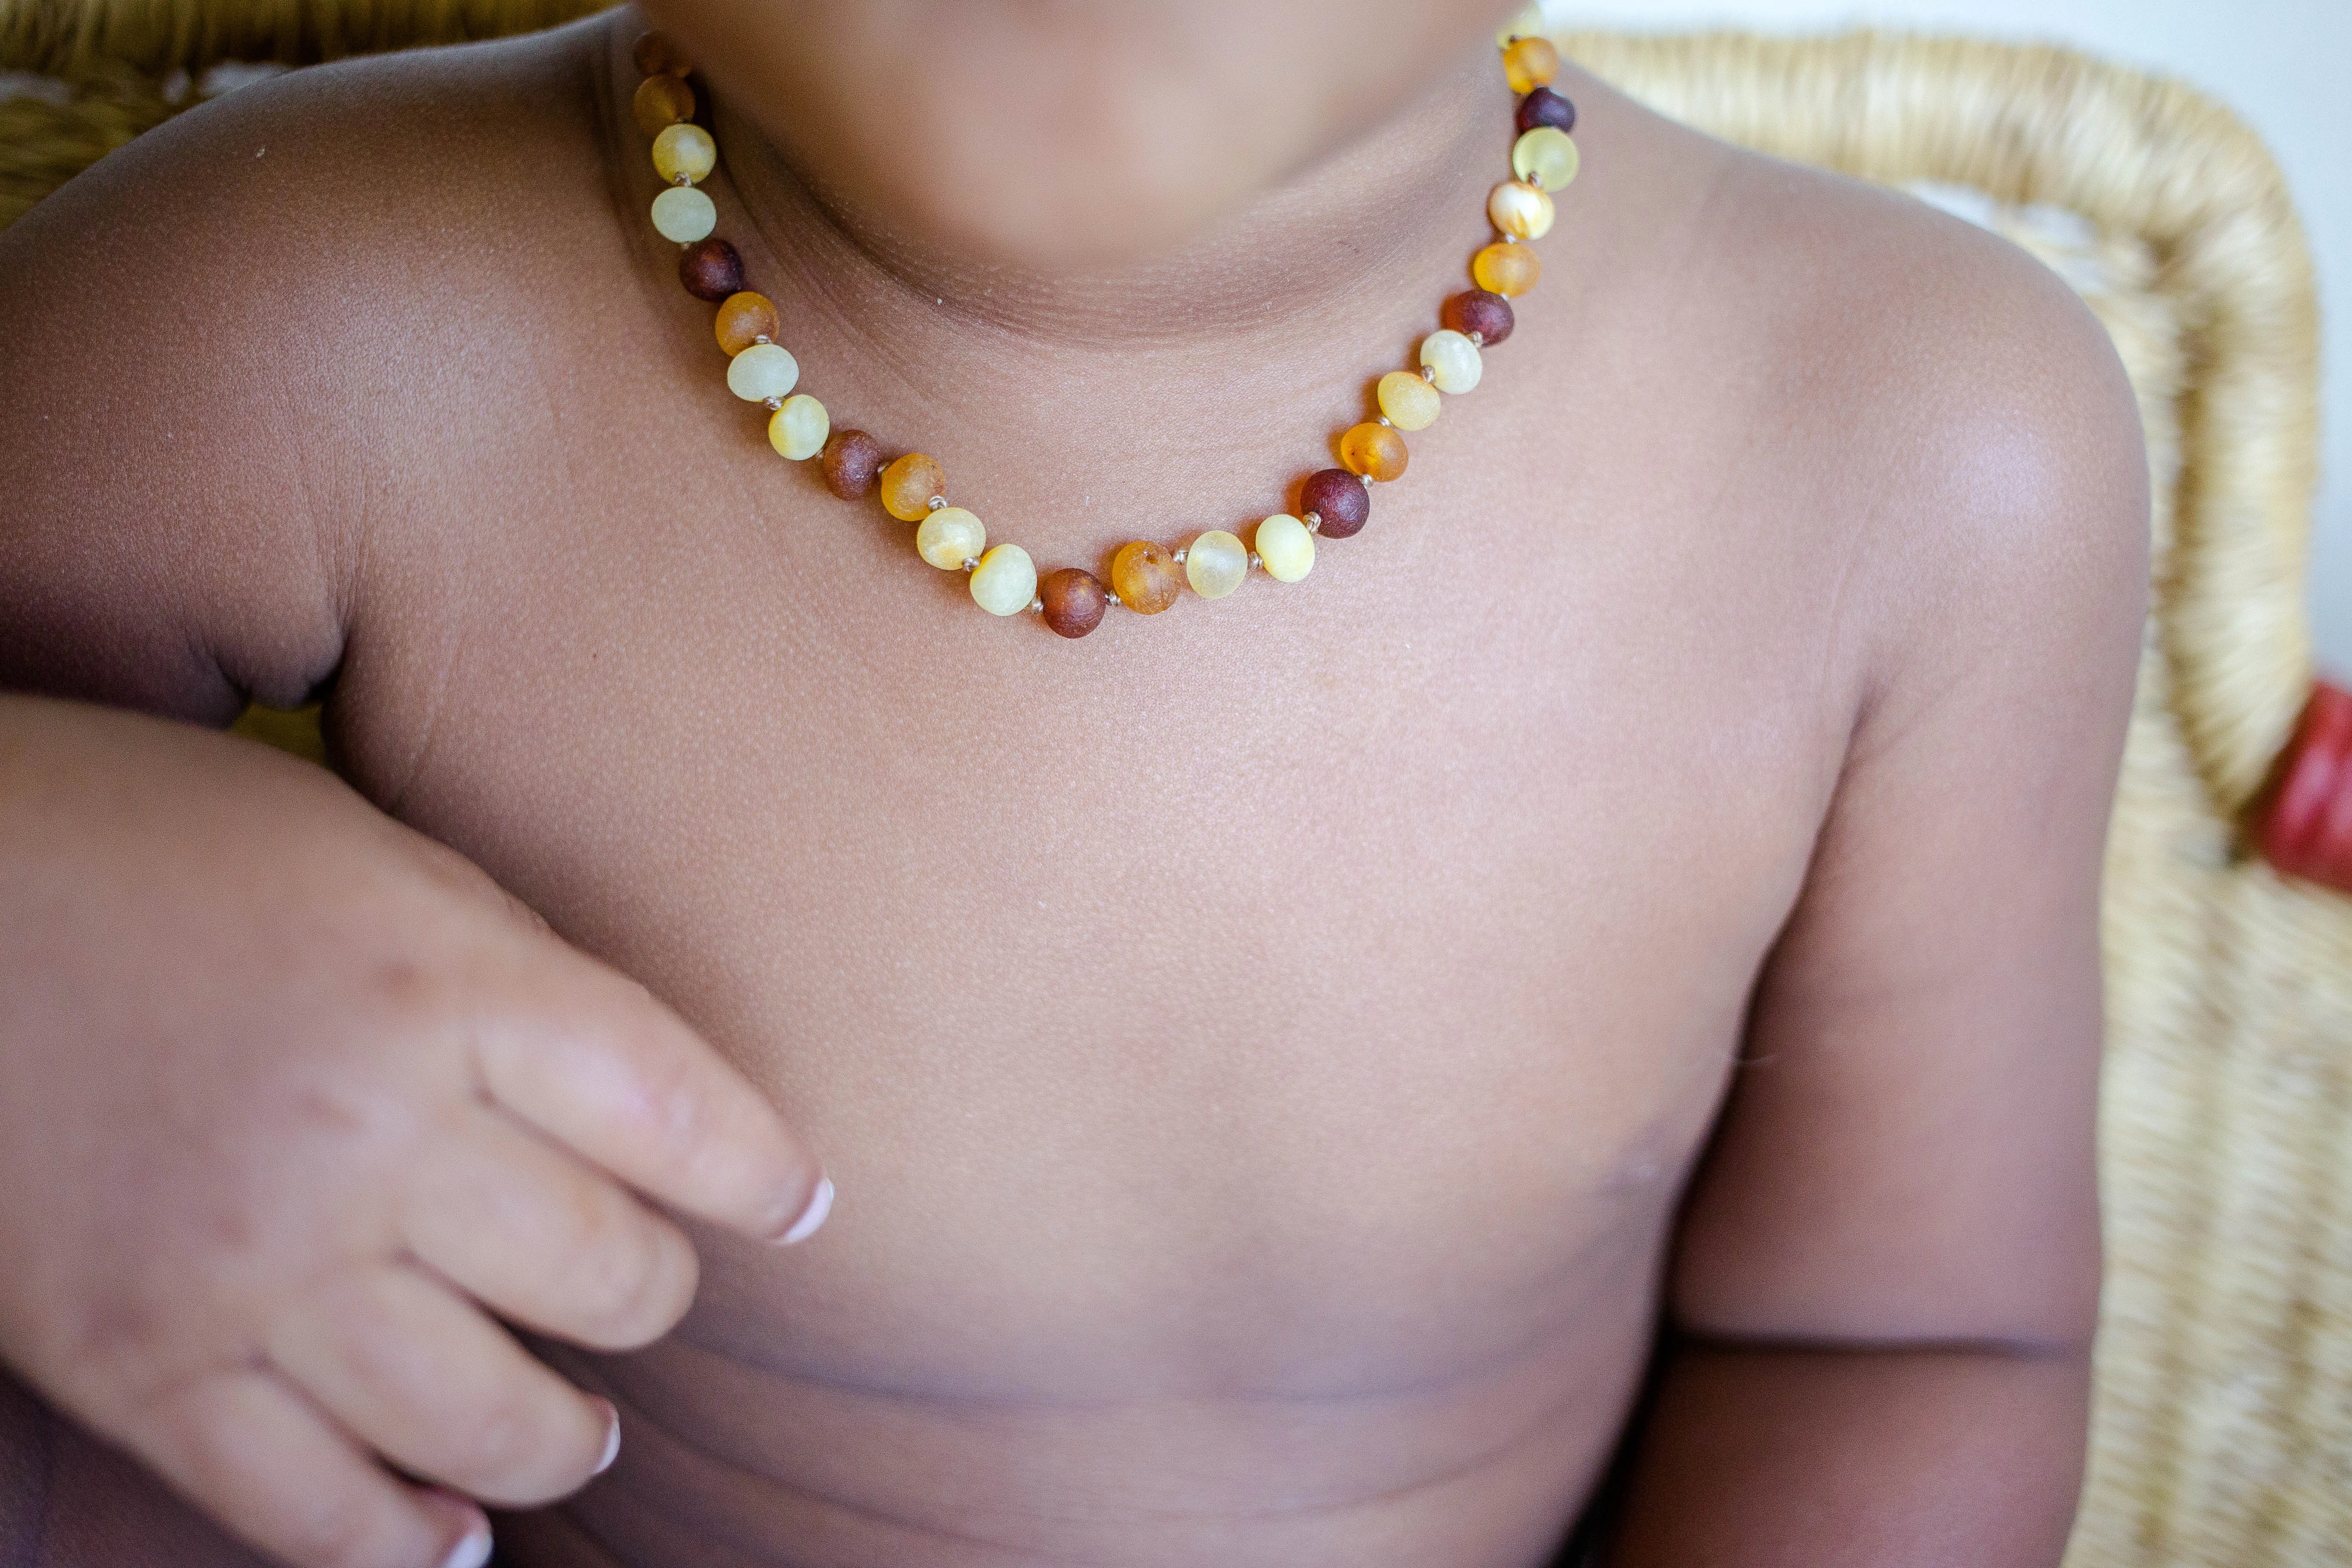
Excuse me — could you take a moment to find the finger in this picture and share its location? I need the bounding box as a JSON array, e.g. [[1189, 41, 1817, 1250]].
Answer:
[[266, 1263, 620, 1509], [128, 1365, 490, 1568], [472, 962, 830, 1244], [401, 1109, 699, 1351]]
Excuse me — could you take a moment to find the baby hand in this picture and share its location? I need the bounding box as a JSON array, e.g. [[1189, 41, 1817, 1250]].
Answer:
[[0, 698, 827, 1568]]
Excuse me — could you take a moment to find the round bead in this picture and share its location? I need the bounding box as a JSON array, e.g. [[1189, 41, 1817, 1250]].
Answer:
[[915, 505, 986, 568], [1299, 468, 1371, 538], [1109, 540, 1183, 613], [1039, 568, 1108, 637], [652, 122, 717, 185], [1184, 530, 1249, 599], [1253, 514, 1315, 583], [1488, 180, 1554, 241], [677, 237, 743, 301], [1442, 289, 1515, 346], [1494, 3, 1546, 47], [821, 429, 885, 500], [631, 74, 695, 137], [1339, 423, 1408, 483], [651, 185, 717, 243], [768, 393, 828, 460], [1512, 126, 1580, 191], [1516, 86, 1577, 135], [725, 342, 799, 402], [1503, 36, 1560, 94], [880, 453, 945, 522], [714, 291, 779, 355], [969, 544, 1037, 616], [1473, 242, 1541, 297], [1377, 369, 1442, 431], [631, 31, 692, 77], [1418, 330, 1482, 394]]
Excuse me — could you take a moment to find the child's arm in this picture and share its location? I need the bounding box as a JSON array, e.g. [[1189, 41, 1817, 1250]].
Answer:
[[1605, 236, 2150, 1565]]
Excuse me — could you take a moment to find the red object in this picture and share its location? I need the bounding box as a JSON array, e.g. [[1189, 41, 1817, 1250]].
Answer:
[[2257, 681, 2352, 893]]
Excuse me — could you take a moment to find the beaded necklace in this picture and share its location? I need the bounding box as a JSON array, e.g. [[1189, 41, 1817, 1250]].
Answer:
[[627, 8, 1577, 639]]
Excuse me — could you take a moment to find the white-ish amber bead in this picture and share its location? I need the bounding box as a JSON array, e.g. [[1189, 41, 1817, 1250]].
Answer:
[[650, 185, 716, 242], [768, 393, 828, 460], [916, 506, 986, 569], [1488, 180, 1555, 240], [1495, 2, 1545, 47], [1419, 330, 1482, 394], [726, 342, 799, 402], [652, 123, 717, 185], [1254, 514, 1314, 583], [1377, 370, 1441, 431], [1185, 530, 1249, 599], [969, 543, 1037, 615], [1512, 126, 1579, 191]]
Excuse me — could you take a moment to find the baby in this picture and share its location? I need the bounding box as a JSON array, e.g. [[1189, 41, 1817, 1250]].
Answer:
[[0, 0, 2149, 1563]]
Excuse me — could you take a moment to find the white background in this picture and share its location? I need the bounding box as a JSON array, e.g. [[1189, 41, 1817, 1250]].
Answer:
[[1557, 0, 2351, 676]]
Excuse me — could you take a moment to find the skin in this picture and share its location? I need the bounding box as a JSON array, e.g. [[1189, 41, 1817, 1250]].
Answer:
[[0, 0, 2148, 1564]]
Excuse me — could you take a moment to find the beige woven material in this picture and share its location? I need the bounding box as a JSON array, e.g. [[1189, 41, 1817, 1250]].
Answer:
[[4, 8, 2350, 1562]]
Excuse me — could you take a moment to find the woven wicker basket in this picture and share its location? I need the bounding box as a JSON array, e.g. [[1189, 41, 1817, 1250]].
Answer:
[[5, 4, 2350, 1562]]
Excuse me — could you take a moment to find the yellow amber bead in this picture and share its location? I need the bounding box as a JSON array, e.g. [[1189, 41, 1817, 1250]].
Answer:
[[1503, 36, 1560, 94], [1495, 2, 1546, 46], [915, 506, 986, 568], [1488, 180, 1554, 241], [1109, 540, 1182, 614], [1377, 370, 1441, 431], [1473, 242, 1541, 297], [880, 454, 945, 522], [1184, 530, 1249, 599], [1512, 126, 1579, 191], [726, 342, 799, 402], [631, 74, 695, 137], [650, 186, 716, 243], [1253, 514, 1314, 583], [715, 291, 779, 356], [1419, 330, 1482, 394], [652, 122, 717, 185], [768, 394, 828, 460], [969, 544, 1037, 616], [1340, 422, 1408, 482]]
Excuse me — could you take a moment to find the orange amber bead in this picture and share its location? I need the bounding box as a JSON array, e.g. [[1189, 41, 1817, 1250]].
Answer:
[[1473, 242, 1541, 297], [632, 74, 695, 138], [1340, 423, 1408, 482], [880, 453, 945, 522], [1503, 37, 1560, 94], [631, 31, 693, 77], [714, 292, 780, 356], [1109, 541, 1182, 614]]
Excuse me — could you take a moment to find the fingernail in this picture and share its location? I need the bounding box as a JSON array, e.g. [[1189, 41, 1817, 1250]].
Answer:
[[439, 1514, 492, 1568], [593, 1399, 622, 1475], [776, 1175, 833, 1245]]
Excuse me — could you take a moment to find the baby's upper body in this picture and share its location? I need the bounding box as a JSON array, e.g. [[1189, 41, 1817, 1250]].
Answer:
[[0, 9, 2148, 1565]]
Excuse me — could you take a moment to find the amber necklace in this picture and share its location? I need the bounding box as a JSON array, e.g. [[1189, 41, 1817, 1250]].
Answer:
[[627, 9, 1577, 639]]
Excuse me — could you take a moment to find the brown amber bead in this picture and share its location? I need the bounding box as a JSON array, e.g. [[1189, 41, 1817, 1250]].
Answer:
[[1300, 468, 1371, 538], [880, 453, 946, 522], [714, 291, 779, 355], [1039, 569, 1109, 638], [1109, 541, 1182, 614], [1340, 423, 1408, 482], [1442, 289, 1514, 346], [631, 31, 693, 77], [1516, 86, 1576, 135], [821, 430, 885, 500], [632, 74, 695, 137], [678, 239, 744, 302]]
